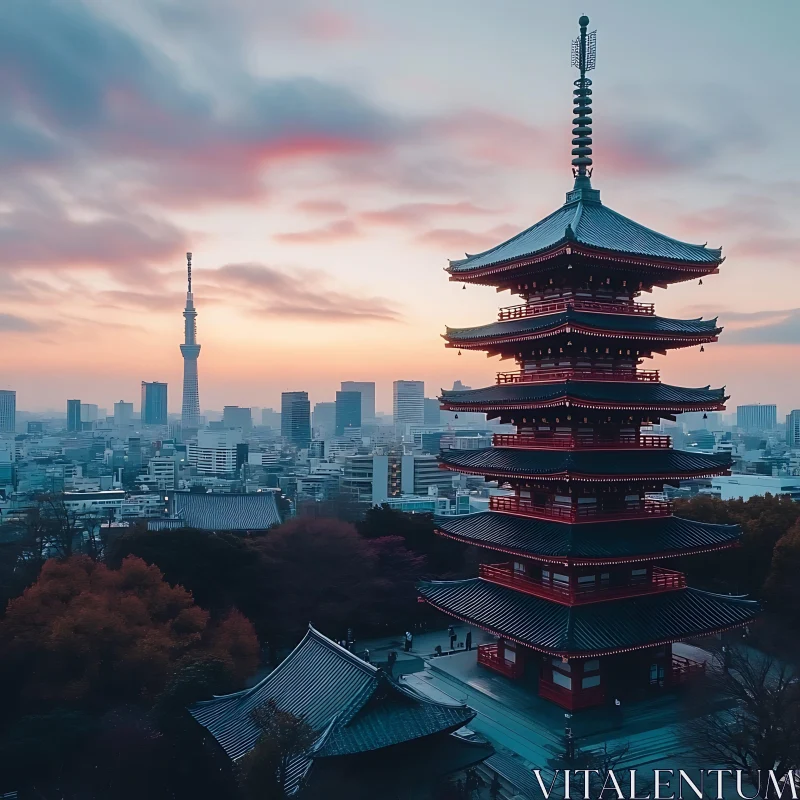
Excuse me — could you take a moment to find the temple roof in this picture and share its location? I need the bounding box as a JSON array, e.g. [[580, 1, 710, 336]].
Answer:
[[444, 308, 720, 346], [189, 627, 474, 790], [151, 491, 281, 531], [448, 195, 722, 275], [439, 447, 731, 481], [418, 579, 758, 656], [435, 512, 742, 564], [439, 380, 727, 412]]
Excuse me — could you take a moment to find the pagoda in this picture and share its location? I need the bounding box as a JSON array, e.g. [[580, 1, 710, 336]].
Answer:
[[418, 16, 759, 711]]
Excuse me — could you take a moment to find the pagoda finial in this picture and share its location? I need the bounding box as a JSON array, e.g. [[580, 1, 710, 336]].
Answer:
[[570, 15, 596, 181], [186, 252, 192, 293]]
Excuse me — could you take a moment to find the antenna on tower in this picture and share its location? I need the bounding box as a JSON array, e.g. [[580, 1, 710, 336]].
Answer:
[[571, 15, 597, 179], [187, 252, 192, 293]]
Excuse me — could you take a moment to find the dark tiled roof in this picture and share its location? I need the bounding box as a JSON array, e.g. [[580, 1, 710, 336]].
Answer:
[[435, 512, 742, 562], [418, 579, 759, 656], [444, 309, 720, 344], [439, 381, 726, 411], [439, 447, 731, 480], [168, 491, 281, 531], [448, 195, 721, 274], [190, 627, 474, 789]]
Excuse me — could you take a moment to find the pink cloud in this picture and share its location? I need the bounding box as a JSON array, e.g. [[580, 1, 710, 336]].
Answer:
[[295, 199, 349, 214], [360, 201, 498, 227], [274, 219, 360, 244], [416, 223, 521, 254]]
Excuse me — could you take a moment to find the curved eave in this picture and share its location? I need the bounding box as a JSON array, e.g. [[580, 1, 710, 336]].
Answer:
[[440, 399, 728, 414], [438, 461, 731, 483], [448, 241, 722, 283]]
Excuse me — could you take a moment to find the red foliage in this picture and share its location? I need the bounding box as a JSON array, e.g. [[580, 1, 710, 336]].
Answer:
[[0, 555, 259, 709]]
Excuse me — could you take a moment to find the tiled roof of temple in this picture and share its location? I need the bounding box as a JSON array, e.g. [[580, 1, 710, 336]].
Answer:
[[149, 491, 281, 531], [448, 195, 722, 274], [439, 447, 731, 480], [418, 579, 759, 656], [434, 513, 742, 562]]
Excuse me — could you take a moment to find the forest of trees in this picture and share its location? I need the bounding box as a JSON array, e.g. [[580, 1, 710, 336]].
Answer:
[[1, 494, 799, 797]]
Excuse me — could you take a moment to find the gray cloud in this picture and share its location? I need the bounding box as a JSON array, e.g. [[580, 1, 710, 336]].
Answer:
[[0, 312, 46, 332], [724, 309, 800, 345]]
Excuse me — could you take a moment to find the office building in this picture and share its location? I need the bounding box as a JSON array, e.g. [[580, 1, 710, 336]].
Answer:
[[188, 428, 243, 476], [787, 410, 800, 447], [281, 392, 311, 448], [423, 397, 441, 426], [341, 381, 376, 421], [223, 405, 252, 432], [312, 402, 336, 439], [711, 475, 800, 502], [141, 381, 168, 426], [67, 399, 82, 432], [80, 403, 99, 423], [737, 404, 776, 432], [0, 390, 16, 433], [114, 401, 133, 427], [148, 456, 178, 491], [393, 380, 424, 426], [335, 391, 361, 436], [261, 408, 281, 429], [180, 252, 202, 430]]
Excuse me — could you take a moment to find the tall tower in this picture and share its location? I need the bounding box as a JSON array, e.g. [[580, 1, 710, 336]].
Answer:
[[180, 252, 201, 431]]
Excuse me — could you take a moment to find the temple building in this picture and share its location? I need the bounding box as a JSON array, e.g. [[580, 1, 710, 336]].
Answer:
[[418, 16, 759, 711], [190, 627, 491, 797]]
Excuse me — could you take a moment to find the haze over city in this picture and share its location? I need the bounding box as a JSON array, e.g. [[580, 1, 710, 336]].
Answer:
[[2, 0, 799, 413]]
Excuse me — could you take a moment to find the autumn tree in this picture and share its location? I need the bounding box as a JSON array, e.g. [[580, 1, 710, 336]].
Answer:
[[0, 555, 259, 714], [238, 700, 317, 800], [764, 521, 800, 619]]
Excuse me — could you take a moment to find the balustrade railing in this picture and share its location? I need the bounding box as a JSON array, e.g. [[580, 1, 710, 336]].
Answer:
[[489, 495, 673, 521], [496, 368, 660, 385], [498, 298, 655, 321], [476, 643, 524, 679], [670, 654, 706, 685], [479, 562, 685, 604], [492, 432, 672, 450]]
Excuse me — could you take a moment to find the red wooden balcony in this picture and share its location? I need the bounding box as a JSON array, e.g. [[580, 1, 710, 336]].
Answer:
[[493, 432, 672, 450], [479, 562, 686, 605], [489, 495, 673, 522], [498, 299, 655, 321], [670, 654, 706, 686], [477, 643, 524, 679], [496, 368, 660, 385]]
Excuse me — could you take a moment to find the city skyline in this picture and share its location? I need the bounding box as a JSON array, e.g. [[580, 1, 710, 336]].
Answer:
[[2, 2, 800, 412]]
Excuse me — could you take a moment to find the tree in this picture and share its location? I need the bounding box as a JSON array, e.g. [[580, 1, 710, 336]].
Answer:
[[681, 645, 800, 789], [237, 700, 317, 799], [0, 555, 259, 714], [764, 521, 800, 618]]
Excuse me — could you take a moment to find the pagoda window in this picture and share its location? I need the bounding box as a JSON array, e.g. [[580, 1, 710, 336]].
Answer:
[[584, 659, 600, 673], [504, 641, 517, 663], [577, 575, 596, 592], [551, 658, 571, 672], [553, 572, 570, 587], [520, 490, 531, 499], [552, 671, 572, 690], [582, 674, 602, 689], [513, 561, 526, 575], [631, 568, 648, 584], [542, 569, 550, 582]]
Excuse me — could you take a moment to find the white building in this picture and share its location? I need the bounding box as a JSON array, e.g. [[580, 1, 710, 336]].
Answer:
[[710, 475, 800, 502], [393, 380, 424, 427], [188, 429, 243, 476], [114, 401, 134, 427], [248, 450, 281, 467], [63, 490, 126, 518], [148, 456, 178, 491]]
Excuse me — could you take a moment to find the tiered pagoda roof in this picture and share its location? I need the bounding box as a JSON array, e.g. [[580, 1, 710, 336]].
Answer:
[[418, 579, 758, 658], [190, 627, 479, 793], [434, 513, 742, 565]]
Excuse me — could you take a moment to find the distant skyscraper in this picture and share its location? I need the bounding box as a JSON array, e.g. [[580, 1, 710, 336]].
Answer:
[[180, 252, 201, 430], [141, 381, 168, 426], [393, 380, 424, 426], [312, 401, 336, 438], [80, 403, 98, 423], [281, 392, 311, 447], [335, 391, 362, 436], [67, 399, 81, 432], [0, 390, 16, 433], [223, 405, 252, 432], [787, 410, 800, 447], [423, 397, 442, 426], [261, 408, 281, 429], [114, 401, 133, 427], [341, 381, 376, 421], [737, 404, 776, 432]]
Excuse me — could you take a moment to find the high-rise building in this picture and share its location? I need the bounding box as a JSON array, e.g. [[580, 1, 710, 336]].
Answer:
[[223, 405, 252, 432], [281, 392, 311, 448], [188, 429, 243, 476], [261, 408, 281, 429], [67, 399, 81, 432], [737, 404, 776, 432], [341, 381, 376, 421], [786, 410, 800, 447], [180, 252, 202, 430], [114, 401, 133, 427], [0, 390, 16, 433], [141, 381, 168, 426], [335, 391, 361, 436], [80, 403, 98, 423], [423, 397, 442, 426], [393, 381, 424, 426], [312, 402, 336, 439]]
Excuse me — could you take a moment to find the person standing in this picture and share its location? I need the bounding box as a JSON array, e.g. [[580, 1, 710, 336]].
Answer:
[[465, 630, 472, 651], [448, 625, 456, 651], [405, 631, 413, 652], [387, 650, 397, 677], [363, 649, 370, 664]]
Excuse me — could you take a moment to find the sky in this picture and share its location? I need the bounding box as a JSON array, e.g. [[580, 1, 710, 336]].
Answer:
[[2, 0, 800, 415]]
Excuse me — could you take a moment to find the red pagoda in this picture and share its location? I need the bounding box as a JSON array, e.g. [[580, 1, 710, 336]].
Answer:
[[418, 16, 759, 711]]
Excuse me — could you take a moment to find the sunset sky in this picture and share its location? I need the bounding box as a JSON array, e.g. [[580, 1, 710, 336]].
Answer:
[[2, 0, 800, 415]]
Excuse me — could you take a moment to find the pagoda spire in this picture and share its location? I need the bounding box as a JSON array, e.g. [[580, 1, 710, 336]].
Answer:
[[571, 15, 596, 183]]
